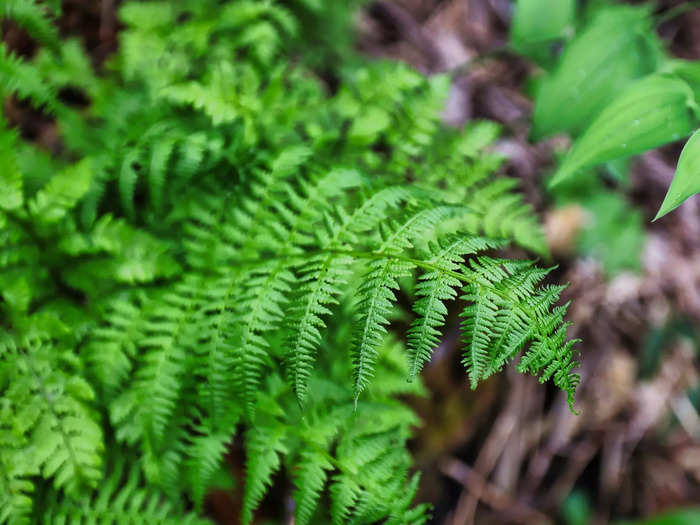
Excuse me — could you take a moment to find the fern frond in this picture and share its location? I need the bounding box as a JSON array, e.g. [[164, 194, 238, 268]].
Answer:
[[0, 122, 23, 211], [407, 237, 503, 379], [0, 331, 103, 499], [233, 263, 295, 419], [28, 158, 92, 224], [160, 66, 243, 126], [118, 149, 141, 219], [185, 428, 233, 509], [148, 137, 178, 213], [110, 278, 203, 458], [460, 257, 580, 408], [0, 43, 57, 111], [385, 474, 431, 525], [376, 205, 461, 255], [241, 420, 288, 525], [285, 253, 354, 405], [0, 0, 583, 519], [329, 473, 360, 525], [293, 449, 333, 525], [352, 259, 414, 401], [191, 276, 239, 426], [335, 186, 429, 243], [0, 436, 34, 525], [83, 292, 145, 399], [461, 283, 502, 388], [1, 0, 59, 49], [40, 454, 212, 524], [60, 214, 181, 290]]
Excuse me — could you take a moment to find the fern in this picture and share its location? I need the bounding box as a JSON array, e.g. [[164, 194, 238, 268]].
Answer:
[[407, 237, 504, 380], [38, 454, 211, 524], [1, 0, 59, 49], [0, 0, 581, 523], [0, 323, 103, 509]]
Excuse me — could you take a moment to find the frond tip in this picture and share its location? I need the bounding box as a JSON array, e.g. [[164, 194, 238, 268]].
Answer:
[[460, 258, 580, 410]]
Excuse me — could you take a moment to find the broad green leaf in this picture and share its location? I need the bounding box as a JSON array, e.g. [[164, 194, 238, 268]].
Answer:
[[664, 60, 700, 102], [532, 4, 663, 140], [656, 129, 700, 220], [551, 75, 700, 187], [510, 0, 575, 66]]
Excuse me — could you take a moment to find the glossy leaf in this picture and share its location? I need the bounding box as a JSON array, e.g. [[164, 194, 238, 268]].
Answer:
[[551, 75, 700, 187], [664, 60, 700, 102], [532, 4, 662, 139], [656, 128, 700, 220]]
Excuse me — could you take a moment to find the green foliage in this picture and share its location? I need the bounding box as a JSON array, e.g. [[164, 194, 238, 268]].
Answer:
[[242, 338, 430, 525], [1, 0, 59, 49], [578, 194, 645, 276], [530, 3, 664, 139], [509, 0, 576, 67], [551, 73, 699, 187], [38, 454, 210, 525], [552, 169, 645, 276], [561, 489, 592, 525], [615, 508, 700, 525], [515, 1, 700, 218], [656, 128, 700, 219], [0, 0, 580, 522]]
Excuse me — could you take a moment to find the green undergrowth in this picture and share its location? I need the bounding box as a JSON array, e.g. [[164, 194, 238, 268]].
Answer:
[[0, 1, 580, 523]]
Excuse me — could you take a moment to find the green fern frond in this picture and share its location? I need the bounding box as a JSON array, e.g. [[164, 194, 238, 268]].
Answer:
[[407, 237, 503, 380], [233, 263, 295, 419], [28, 158, 92, 224], [132, 281, 202, 444], [461, 283, 502, 387], [241, 420, 288, 525], [0, 43, 58, 111], [1, 0, 59, 49], [60, 215, 181, 290], [285, 253, 354, 405], [83, 293, 143, 399], [352, 258, 414, 401], [185, 429, 233, 509], [191, 277, 239, 426], [148, 137, 178, 214], [460, 257, 580, 408], [39, 454, 212, 525], [0, 428, 34, 525], [293, 449, 334, 525], [0, 121, 23, 211], [0, 330, 103, 499]]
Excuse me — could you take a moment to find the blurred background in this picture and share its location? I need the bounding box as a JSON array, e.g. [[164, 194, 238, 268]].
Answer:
[[3, 1, 699, 524], [358, 2, 700, 524]]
